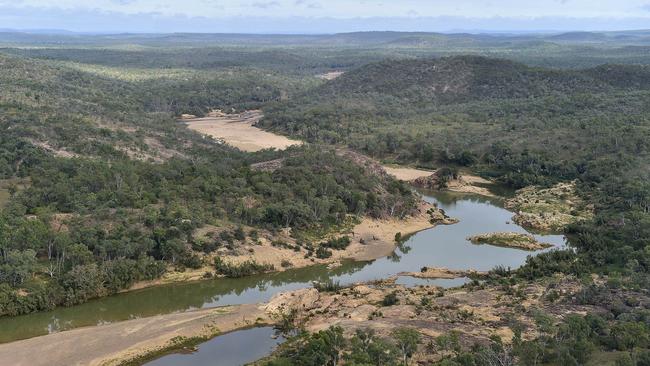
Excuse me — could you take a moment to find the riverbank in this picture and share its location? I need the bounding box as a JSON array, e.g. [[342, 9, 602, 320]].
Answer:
[[0, 189, 567, 364], [0, 304, 268, 366], [128, 200, 447, 292], [382, 165, 496, 197]]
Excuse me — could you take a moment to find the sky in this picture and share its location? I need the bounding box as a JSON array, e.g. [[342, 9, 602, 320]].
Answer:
[[1, 0, 649, 33]]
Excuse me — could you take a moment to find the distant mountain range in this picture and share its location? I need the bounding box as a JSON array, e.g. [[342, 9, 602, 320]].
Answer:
[[1, 29, 650, 46]]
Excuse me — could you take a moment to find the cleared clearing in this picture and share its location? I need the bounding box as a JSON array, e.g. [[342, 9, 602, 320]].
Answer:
[[317, 71, 345, 80], [182, 110, 302, 152], [382, 165, 433, 180]]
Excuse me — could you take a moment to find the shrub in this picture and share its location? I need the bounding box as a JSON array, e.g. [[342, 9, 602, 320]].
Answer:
[[382, 291, 399, 306], [313, 280, 342, 292], [321, 236, 351, 250], [213, 257, 275, 278], [316, 247, 333, 259]]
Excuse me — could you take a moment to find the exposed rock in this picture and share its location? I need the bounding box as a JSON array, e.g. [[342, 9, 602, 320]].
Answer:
[[427, 207, 459, 225], [411, 173, 441, 189], [265, 288, 320, 315], [399, 266, 484, 279], [505, 181, 593, 232], [336, 149, 391, 179], [412, 172, 495, 197], [467, 232, 553, 251], [251, 158, 284, 172]]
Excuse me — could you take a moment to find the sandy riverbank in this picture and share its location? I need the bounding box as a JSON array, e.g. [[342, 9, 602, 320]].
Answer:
[[382, 165, 496, 197], [223, 201, 444, 271], [128, 200, 448, 292], [0, 304, 268, 366], [382, 165, 434, 181]]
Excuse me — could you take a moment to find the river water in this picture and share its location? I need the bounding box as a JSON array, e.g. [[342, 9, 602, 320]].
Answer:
[[0, 190, 565, 344], [145, 326, 285, 366]]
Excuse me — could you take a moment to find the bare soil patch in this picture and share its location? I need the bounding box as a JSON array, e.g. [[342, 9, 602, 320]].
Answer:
[[0, 304, 268, 366], [183, 110, 302, 152], [383, 165, 495, 197], [317, 71, 345, 80], [222, 201, 446, 270], [383, 165, 434, 181]]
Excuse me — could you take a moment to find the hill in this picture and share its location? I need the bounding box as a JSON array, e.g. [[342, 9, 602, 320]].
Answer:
[[297, 56, 650, 105], [261, 54, 650, 192], [0, 51, 418, 316]]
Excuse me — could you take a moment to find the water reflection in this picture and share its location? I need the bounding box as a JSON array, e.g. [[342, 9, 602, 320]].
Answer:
[[0, 190, 565, 343], [145, 327, 285, 366]]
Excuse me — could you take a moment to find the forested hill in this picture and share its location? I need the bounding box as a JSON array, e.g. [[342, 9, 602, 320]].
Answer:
[[260, 56, 650, 176], [260, 56, 650, 366], [0, 51, 418, 317], [298, 56, 650, 105]]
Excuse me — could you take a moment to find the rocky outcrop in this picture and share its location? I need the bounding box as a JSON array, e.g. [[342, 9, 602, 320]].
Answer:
[[467, 232, 553, 251], [505, 181, 593, 232], [398, 266, 484, 279], [427, 207, 459, 225]]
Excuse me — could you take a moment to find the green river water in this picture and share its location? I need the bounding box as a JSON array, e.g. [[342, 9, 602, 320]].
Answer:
[[0, 191, 565, 345]]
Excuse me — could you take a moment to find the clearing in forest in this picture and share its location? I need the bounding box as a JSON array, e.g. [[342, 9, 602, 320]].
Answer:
[[182, 110, 302, 152]]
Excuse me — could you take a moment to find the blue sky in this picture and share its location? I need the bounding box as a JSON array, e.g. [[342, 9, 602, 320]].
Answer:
[[1, 0, 649, 33]]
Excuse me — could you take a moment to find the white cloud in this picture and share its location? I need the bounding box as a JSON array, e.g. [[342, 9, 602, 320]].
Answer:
[[4, 0, 650, 18]]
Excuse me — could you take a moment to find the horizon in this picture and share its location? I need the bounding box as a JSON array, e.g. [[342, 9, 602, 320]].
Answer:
[[2, 26, 650, 36], [1, 0, 649, 34]]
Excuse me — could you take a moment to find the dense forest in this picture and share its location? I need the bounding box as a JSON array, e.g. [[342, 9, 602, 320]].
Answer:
[[0, 52, 416, 316]]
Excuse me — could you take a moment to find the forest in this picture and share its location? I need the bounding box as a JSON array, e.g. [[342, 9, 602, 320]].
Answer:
[[0, 51, 416, 316], [0, 31, 649, 365]]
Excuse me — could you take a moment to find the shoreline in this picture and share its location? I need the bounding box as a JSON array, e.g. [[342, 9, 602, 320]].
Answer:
[[126, 200, 442, 293], [0, 304, 269, 366], [0, 201, 450, 365]]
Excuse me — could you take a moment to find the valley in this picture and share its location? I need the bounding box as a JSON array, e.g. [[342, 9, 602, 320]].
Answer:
[[0, 30, 649, 366]]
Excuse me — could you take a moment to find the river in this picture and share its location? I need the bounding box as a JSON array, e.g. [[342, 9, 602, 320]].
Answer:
[[0, 190, 565, 344]]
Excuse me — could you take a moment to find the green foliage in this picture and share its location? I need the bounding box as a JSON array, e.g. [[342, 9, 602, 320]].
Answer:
[[268, 326, 422, 366], [0, 249, 37, 287], [313, 280, 342, 293], [321, 236, 351, 250], [213, 257, 275, 278], [392, 327, 421, 365], [315, 247, 333, 259], [381, 291, 399, 306]]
